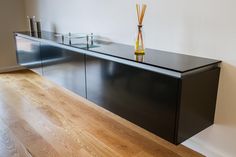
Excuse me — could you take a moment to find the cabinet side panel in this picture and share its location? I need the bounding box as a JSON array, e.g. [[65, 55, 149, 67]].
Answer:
[[86, 55, 179, 143], [177, 68, 220, 144]]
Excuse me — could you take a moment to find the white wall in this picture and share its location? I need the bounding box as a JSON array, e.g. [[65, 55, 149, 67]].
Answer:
[[0, 0, 26, 70], [24, 0, 236, 156]]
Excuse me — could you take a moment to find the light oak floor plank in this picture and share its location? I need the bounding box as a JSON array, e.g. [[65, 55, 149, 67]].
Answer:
[[0, 118, 33, 157], [0, 70, 204, 157]]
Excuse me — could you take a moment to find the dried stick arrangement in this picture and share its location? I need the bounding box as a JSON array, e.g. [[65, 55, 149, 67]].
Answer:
[[135, 4, 147, 54]]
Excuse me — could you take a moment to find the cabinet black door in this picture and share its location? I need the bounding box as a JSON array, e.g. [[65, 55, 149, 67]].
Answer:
[[15, 36, 42, 75], [41, 42, 86, 98], [86, 55, 179, 143]]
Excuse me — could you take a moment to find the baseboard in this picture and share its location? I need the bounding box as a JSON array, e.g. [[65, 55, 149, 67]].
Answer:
[[0, 65, 26, 73], [183, 139, 223, 157]]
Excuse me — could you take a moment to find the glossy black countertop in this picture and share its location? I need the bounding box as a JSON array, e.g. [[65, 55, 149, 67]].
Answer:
[[15, 31, 221, 74]]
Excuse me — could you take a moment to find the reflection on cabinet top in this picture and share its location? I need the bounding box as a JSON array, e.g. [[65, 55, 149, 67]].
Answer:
[[15, 31, 221, 78]]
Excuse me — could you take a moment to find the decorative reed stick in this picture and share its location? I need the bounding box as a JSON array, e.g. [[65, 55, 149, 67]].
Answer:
[[139, 4, 147, 25], [135, 4, 147, 54]]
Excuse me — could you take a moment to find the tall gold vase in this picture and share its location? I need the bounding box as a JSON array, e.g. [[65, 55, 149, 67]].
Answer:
[[135, 25, 145, 54]]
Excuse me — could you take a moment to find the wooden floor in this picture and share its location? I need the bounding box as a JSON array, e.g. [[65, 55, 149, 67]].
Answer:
[[0, 70, 204, 157]]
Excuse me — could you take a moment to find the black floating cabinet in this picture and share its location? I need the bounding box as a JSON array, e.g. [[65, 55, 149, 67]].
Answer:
[[85, 55, 220, 144], [14, 32, 221, 145]]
